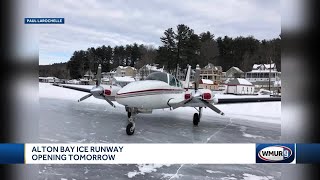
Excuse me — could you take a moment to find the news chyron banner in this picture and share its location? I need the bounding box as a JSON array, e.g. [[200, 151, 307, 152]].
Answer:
[[0, 143, 319, 164]]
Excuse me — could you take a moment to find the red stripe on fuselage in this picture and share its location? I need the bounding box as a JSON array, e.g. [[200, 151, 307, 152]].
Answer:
[[117, 88, 184, 95]]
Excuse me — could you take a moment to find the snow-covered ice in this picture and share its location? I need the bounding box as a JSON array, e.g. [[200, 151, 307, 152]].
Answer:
[[243, 173, 275, 180], [206, 170, 224, 174], [127, 164, 171, 178]]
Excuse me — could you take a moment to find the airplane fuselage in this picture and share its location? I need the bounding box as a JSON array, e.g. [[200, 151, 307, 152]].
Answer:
[[115, 80, 185, 109]]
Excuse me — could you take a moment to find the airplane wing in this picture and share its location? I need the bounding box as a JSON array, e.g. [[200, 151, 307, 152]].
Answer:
[[169, 95, 280, 116], [52, 83, 117, 101], [215, 96, 281, 104], [51, 65, 122, 108], [53, 83, 91, 93]]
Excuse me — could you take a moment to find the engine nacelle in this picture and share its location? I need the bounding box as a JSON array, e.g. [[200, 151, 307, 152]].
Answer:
[[104, 89, 111, 95], [213, 96, 219, 104], [184, 93, 191, 100], [202, 92, 212, 100]]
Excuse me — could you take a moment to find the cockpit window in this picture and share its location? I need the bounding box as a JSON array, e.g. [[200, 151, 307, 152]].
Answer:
[[169, 74, 176, 86], [145, 72, 168, 83]]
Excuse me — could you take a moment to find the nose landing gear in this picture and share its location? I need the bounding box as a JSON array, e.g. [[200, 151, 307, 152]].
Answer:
[[126, 117, 135, 135], [126, 108, 137, 135], [193, 113, 199, 126], [193, 107, 202, 126]]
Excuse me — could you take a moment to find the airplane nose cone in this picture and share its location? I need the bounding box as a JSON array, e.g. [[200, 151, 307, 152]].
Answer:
[[213, 97, 219, 104], [91, 86, 104, 97]]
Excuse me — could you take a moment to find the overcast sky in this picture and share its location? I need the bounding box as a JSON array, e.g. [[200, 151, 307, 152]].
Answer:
[[39, 0, 280, 65]]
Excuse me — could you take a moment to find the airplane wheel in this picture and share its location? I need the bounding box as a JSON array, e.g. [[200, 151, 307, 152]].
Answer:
[[193, 113, 199, 126], [127, 112, 131, 118], [126, 123, 135, 135]]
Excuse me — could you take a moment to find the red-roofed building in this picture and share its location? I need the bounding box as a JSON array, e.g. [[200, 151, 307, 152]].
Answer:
[[226, 78, 255, 95]]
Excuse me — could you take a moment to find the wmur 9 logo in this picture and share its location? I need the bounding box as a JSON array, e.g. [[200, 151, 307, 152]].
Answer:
[[256, 144, 295, 163]]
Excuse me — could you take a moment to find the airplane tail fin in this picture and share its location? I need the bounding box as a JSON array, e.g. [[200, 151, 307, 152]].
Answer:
[[184, 64, 191, 89]]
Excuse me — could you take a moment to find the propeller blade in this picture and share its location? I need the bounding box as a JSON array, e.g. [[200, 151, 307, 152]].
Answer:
[[96, 64, 102, 86], [183, 97, 194, 105], [78, 93, 93, 102], [102, 95, 116, 108], [194, 64, 200, 92], [201, 99, 224, 115]]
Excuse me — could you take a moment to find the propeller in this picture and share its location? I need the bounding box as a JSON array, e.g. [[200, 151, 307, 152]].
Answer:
[[201, 99, 224, 115], [78, 93, 93, 102], [96, 64, 102, 86], [184, 64, 224, 116], [102, 94, 116, 108], [194, 64, 200, 93], [77, 64, 116, 108]]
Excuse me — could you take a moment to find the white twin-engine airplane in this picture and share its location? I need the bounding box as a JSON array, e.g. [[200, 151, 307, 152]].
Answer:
[[55, 64, 280, 135]]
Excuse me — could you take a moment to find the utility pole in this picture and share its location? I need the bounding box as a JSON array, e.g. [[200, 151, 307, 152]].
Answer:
[[269, 57, 271, 92], [176, 63, 179, 78]]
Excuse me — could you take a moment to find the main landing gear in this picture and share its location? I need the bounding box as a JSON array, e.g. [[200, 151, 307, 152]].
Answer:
[[126, 108, 136, 135], [193, 107, 202, 126]]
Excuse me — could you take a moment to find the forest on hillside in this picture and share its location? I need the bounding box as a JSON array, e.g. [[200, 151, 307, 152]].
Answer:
[[39, 24, 280, 79]]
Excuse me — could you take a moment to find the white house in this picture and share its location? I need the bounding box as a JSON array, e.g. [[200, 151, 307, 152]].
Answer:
[[225, 66, 244, 78], [101, 77, 110, 84], [245, 63, 281, 89], [226, 78, 255, 95], [116, 66, 137, 77], [84, 70, 95, 80], [39, 77, 60, 83]]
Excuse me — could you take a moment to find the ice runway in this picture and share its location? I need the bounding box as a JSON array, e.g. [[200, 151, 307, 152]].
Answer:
[[39, 98, 280, 144], [38, 83, 282, 179]]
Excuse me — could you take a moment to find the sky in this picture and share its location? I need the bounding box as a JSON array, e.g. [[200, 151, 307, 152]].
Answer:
[[39, 0, 280, 65]]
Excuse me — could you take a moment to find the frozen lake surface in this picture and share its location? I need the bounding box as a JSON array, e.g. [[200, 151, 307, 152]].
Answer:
[[39, 83, 282, 179]]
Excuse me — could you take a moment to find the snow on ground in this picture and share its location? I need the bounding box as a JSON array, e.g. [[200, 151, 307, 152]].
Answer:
[[243, 173, 275, 180], [221, 177, 237, 180], [127, 164, 171, 178], [206, 170, 224, 174], [39, 83, 281, 124]]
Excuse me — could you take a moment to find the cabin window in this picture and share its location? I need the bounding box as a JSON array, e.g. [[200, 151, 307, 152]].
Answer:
[[145, 72, 168, 83]]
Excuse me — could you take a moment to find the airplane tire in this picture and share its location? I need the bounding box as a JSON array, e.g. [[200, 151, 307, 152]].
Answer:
[[126, 123, 135, 135], [193, 113, 199, 126]]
